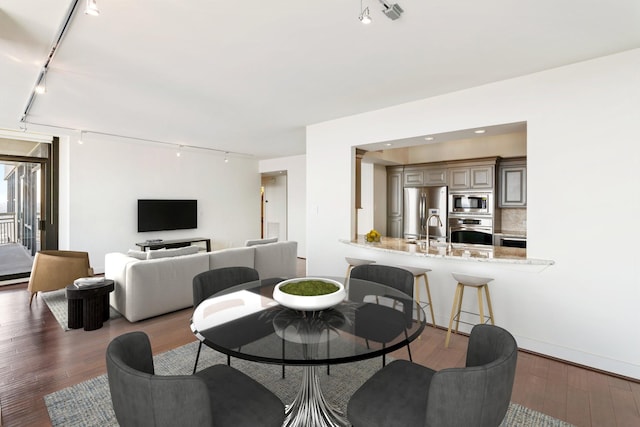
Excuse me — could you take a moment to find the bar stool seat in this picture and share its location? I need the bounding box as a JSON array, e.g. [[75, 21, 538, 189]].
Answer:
[[445, 273, 495, 348], [345, 257, 376, 283], [399, 266, 435, 327]]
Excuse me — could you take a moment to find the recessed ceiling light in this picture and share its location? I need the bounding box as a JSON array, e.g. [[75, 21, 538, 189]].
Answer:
[[385, 143, 392, 147], [424, 136, 434, 141], [474, 129, 486, 134]]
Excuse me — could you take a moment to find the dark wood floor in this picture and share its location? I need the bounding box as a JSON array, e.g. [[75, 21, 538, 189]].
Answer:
[[1, 278, 639, 427]]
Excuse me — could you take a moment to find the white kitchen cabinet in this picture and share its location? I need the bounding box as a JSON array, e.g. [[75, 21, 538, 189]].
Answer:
[[387, 166, 403, 237], [449, 165, 494, 190], [499, 158, 527, 207], [404, 166, 447, 186]]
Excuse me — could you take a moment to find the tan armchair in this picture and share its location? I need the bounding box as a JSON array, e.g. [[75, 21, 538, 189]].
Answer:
[[28, 250, 93, 306]]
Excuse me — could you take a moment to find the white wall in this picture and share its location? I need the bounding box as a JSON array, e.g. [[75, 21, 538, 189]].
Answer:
[[58, 133, 261, 272], [259, 155, 307, 258], [307, 49, 640, 379]]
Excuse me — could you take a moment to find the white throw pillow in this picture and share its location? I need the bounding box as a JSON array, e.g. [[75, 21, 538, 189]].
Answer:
[[127, 249, 147, 260], [245, 237, 278, 246], [146, 245, 199, 259]]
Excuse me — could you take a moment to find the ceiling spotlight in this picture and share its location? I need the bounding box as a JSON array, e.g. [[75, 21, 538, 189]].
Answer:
[[176, 145, 183, 157], [378, 0, 403, 20], [424, 136, 434, 141], [359, 6, 372, 24], [85, 0, 100, 16], [35, 68, 47, 94], [78, 131, 84, 144], [474, 129, 486, 134]]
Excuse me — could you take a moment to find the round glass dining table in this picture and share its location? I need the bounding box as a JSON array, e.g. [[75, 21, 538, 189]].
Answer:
[[190, 276, 426, 427]]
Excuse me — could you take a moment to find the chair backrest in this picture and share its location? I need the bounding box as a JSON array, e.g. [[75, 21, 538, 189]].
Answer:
[[106, 331, 213, 427], [425, 324, 518, 427], [192, 266, 259, 306], [27, 250, 92, 294], [350, 264, 414, 298]]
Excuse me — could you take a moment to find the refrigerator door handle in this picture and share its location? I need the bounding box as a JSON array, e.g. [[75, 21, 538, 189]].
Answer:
[[420, 193, 426, 232]]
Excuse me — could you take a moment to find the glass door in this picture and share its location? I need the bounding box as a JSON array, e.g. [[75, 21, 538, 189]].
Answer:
[[0, 137, 55, 282]]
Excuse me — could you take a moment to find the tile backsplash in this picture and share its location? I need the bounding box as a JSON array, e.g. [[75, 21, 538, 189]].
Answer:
[[500, 208, 527, 233]]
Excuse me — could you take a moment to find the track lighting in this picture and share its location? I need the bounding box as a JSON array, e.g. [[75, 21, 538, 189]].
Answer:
[[85, 0, 100, 16], [177, 145, 183, 157], [378, 0, 403, 20], [224, 152, 229, 163], [359, 0, 372, 24], [35, 68, 47, 94], [79, 131, 85, 144]]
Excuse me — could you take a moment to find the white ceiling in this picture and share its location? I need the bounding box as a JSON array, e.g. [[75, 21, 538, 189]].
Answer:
[[1, 1, 638, 159]]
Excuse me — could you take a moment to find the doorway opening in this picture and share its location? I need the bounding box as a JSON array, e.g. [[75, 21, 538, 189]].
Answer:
[[260, 171, 287, 241], [0, 136, 58, 283]]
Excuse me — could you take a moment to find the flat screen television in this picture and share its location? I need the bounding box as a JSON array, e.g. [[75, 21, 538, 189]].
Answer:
[[137, 199, 197, 232]]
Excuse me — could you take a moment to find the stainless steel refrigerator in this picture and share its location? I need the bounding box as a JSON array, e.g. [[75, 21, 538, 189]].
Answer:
[[403, 186, 448, 240]]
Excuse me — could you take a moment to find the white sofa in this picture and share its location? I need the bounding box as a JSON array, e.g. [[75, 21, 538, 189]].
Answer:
[[105, 241, 298, 322]]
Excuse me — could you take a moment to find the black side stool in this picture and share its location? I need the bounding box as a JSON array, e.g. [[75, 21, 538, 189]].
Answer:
[[66, 279, 115, 331]]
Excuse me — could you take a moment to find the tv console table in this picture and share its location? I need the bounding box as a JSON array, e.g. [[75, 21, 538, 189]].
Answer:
[[135, 237, 211, 252]]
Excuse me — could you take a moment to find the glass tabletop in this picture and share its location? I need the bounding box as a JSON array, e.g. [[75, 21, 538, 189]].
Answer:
[[190, 277, 426, 366]]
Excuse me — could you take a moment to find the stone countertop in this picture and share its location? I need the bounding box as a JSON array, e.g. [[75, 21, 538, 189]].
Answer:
[[340, 236, 554, 266]]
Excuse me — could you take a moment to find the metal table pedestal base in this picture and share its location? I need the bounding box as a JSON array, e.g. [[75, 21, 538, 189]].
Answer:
[[283, 365, 349, 427]]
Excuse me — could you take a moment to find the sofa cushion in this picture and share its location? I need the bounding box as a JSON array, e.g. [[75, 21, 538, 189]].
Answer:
[[127, 249, 147, 260], [147, 245, 200, 260], [122, 253, 210, 322], [245, 237, 278, 246], [209, 246, 255, 269], [253, 241, 297, 280]]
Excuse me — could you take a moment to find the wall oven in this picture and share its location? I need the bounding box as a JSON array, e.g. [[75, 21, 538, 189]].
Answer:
[[449, 217, 493, 245], [449, 192, 492, 215]]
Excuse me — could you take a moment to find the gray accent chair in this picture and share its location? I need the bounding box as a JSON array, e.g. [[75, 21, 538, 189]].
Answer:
[[192, 266, 260, 373], [349, 264, 415, 365], [106, 331, 285, 427], [347, 324, 518, 427]]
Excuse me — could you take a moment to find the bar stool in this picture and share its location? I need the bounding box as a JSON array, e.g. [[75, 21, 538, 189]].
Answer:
[[345, 257, 376, 283], [399, 266, 436, 327], [445, 272, 495, 348]]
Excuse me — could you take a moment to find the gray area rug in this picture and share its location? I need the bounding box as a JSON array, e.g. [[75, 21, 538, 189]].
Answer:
[[41, 288, 122, 331], [45, 341, 573, 426]]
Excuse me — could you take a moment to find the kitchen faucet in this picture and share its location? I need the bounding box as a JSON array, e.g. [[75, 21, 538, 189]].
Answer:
[[422, 213, 443, 248]]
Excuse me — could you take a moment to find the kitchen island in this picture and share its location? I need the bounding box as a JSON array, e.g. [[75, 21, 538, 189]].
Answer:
[[340, 235, 554, 266]]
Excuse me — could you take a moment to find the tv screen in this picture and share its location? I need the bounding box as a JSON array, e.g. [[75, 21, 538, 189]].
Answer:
[[137, 199, 197, 232]]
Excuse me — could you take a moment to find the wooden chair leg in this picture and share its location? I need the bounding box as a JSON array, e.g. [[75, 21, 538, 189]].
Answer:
[[455, 285, 465, 333], [484, 285, 495, 325], [445, 284, 462, 348], [477, 286, 485, 324], [423, 274, 436, 327]]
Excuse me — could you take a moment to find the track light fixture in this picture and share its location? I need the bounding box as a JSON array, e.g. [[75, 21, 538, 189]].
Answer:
[[85, 0, 100, 16], [35, 68, 47, 94], [359, 0, 372, 24], [378, 0, 403, 20], [224, 152, 229, 163]]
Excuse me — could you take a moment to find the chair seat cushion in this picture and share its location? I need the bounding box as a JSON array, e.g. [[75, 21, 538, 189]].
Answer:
[[195, 364, 284, 427], [347, 360, 436, 427]]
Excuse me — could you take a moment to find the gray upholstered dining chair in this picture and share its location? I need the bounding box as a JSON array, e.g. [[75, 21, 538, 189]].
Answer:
[[347, 324, 518, 427], [106, 331, 285, 427], [349, 263, 415, 365], [192, 266, 259, 373]]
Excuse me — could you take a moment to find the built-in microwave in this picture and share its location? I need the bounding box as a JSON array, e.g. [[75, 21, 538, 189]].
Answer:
[[449, 192, 492, 215]]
